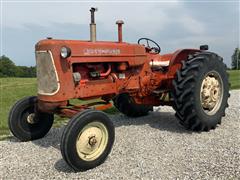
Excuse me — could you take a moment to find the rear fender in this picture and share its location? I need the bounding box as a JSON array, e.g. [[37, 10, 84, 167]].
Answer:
[[167, 49, 201, 77]]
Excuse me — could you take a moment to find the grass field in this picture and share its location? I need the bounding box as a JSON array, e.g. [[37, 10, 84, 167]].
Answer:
[[228, 70, 240, 89], [0, 78, 37, 138], [0, 70, 239, 139]]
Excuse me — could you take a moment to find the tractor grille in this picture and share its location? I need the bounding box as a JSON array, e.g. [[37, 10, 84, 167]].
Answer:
[[35, 51, 59, 95]]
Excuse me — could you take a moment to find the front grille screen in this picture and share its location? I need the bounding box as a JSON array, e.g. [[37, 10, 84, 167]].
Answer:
[[36, 51, 59, 95]]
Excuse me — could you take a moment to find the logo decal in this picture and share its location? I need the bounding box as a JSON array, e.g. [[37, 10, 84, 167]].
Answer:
[[83, 48, 121, 55]]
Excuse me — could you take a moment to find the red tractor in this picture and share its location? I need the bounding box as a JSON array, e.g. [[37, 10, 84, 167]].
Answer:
[[8, 8, 229, 171]]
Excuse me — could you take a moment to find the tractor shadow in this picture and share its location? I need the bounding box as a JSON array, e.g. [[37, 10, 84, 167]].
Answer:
[[54, 159, 76, 173], [9, 108, 191, 173], [112, 110, 189, 133], [32, 108, 190, 150], [54, 109, 191, 173], [108, 105, 192, 134], [31, 128, 63, 150]]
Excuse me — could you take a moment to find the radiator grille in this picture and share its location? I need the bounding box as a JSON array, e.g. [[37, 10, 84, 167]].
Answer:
[[35, 51, 59, 95]]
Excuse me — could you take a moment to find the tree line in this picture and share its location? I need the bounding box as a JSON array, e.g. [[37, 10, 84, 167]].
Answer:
[[0, 55, 36, 77]]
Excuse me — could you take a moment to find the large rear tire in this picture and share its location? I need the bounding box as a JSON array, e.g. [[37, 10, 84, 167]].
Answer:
[[113, 93, 153, 117], [172, 52, 230, 131], [8, 96, 54, 141], [60, 110, 115, 171]]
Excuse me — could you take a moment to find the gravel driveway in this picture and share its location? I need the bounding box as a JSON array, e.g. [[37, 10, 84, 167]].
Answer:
[[1, 90, 239, 179]]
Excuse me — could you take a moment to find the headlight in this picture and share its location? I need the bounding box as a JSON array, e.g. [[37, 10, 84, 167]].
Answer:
[[60, 46, 71, 58]]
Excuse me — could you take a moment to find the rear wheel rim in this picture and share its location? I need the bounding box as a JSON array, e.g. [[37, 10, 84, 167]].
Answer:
[[76, 121, 108, 161], [200, 71, 223, 115]]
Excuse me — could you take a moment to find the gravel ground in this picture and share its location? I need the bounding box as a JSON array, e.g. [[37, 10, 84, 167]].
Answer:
[[0, 90, 239, 179]]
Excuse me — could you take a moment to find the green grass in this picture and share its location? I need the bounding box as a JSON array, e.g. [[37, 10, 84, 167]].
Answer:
[[0, 71, 239, 140], [228, 70, 240, 89], [0, 78, 37, 139]]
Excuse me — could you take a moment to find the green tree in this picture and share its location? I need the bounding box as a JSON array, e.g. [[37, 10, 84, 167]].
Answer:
[[28, 66, 36, 77], [0, 55, 18, 77], [231, 48, 240, 70]]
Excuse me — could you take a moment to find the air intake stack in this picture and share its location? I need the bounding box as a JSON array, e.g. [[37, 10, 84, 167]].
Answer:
[[90, 7, 97, 42]]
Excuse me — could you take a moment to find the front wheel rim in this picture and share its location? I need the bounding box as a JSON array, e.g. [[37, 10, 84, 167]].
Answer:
[[200, 71, 224, 115], [76, 121, 109, 161], [26, 113, 36, 124]]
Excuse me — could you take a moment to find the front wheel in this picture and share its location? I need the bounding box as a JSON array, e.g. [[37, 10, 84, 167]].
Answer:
[[8, 96, 54, 141], [60, 110, 115, 171], [172, 52, 230, 131]]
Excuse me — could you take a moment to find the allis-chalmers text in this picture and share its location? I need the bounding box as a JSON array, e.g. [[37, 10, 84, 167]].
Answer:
[[83, 48, 121, 55]]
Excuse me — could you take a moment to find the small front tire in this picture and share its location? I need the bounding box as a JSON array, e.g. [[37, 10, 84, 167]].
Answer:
[[8, 96, 54, 141], [60, 109, 115, 171]]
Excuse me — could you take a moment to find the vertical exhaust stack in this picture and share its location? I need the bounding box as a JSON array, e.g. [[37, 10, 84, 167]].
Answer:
[[90, 7, 98, 42], [116, 20, 124, 43]]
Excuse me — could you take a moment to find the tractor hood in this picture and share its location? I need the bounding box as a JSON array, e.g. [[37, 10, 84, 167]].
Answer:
[[35, 39, 147, 66]]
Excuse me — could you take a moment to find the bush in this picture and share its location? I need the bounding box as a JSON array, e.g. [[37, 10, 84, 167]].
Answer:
[[0, 55, 36, 77]]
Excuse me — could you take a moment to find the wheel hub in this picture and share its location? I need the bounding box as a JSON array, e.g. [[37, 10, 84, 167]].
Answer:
[[26, 113, 36, 124], [200, 72, 223, 115], [88, 136, 97, 146], [76, 122, 108, 161]]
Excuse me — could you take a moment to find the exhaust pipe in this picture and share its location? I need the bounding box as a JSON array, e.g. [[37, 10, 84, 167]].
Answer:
[[116, 20, 124, 43], [90, 7, 97, 42]]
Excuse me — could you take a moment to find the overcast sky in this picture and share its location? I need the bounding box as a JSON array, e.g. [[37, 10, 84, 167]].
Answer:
[[1, 1, 239, 67]]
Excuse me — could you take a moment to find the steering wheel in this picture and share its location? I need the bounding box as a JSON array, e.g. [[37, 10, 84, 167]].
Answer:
[[137, 38, 161, 54]]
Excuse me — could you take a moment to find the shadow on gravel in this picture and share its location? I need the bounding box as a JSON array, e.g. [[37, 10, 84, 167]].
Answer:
[[32, 128, 63, 150], [8, 137, 21, 143], [53, 111, 191, 173], [9, 111, 190, 143], [32, 111, 189, 149], [112, 111, 190, 134], [54, 159, 76, 173]]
